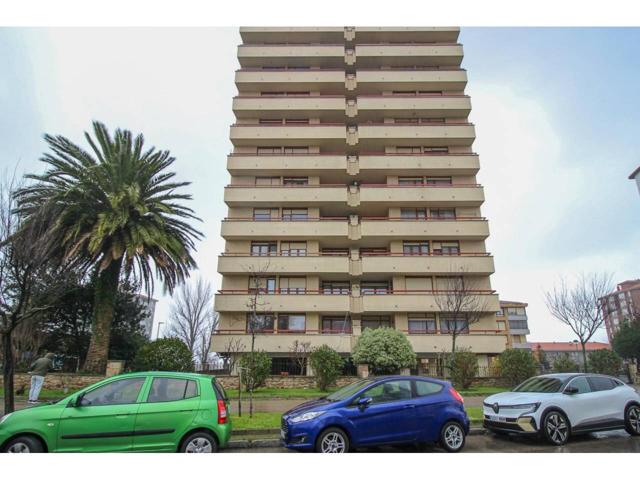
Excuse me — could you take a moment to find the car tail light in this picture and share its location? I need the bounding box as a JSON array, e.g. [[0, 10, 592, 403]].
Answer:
[[449, 387, 464, 404], [217, 399, 228, 424]]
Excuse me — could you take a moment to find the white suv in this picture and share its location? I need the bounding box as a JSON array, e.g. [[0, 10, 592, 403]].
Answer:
[[483, 373, 640, 445]]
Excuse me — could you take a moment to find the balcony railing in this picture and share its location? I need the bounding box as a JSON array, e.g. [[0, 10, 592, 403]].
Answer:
[[225, 183, 482, 189], [222, 215, 486, 222], [217, 289, 496, 295]]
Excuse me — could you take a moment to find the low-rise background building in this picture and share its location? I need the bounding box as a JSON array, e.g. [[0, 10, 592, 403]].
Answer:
[[531, 341, 610, 369]]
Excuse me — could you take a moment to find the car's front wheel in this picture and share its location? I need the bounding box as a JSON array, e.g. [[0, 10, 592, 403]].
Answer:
[[624, 404, 640, 436], [180, 432, 219, 453], [542, 410, 570, 446], [440, 421, 466, 452], [315, 427, 349, 453], [3, 435, 44, 453]]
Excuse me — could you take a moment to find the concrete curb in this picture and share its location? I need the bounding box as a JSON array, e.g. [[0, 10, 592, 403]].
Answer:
[[228, 426, 486, 449]]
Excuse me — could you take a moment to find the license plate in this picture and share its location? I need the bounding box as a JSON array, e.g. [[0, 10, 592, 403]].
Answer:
[[490, 415, 507, 422]]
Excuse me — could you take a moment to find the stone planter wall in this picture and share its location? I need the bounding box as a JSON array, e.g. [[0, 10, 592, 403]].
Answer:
[[1, 373, 105, 393], [215, 375, 358, 390]]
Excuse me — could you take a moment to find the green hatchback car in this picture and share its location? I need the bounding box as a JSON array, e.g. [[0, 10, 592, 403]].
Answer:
[[0, 372, 231, 453]]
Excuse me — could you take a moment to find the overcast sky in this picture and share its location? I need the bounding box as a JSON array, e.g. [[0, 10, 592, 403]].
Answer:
[[1, 27, 638, 343]]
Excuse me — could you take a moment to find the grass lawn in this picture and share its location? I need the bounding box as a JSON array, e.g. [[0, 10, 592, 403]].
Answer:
[[465, 406, 483, 424], [225, 387, 336, 399], [458, 385, 509, 397]]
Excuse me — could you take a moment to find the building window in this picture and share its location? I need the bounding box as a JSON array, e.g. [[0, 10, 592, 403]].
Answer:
[[248, 276, 276, 294], [403, 241, 429, 255], [284, 118, 309, 125], [322, 316, 352, 334], [283, 177, 309, 185], [430, 208, 455, 219], [408, 314, 437, 334], [282, 208, 308, 221], [255, 176, 281, 186], [426, 176, 452, 185], [509, 320, 529, 330], [432, 241, 460, 255], [394, 118, 419, 125], [321, 248, 349, 257], [279, 277, 306, 294], [322, 281, 350, 295], [258, 118, 284, 125], [423, 146, 449, 153], [280, 241, 307, 256], [439, 314, 469, 334], [496, 309, 504, 316], [360, 247, 389, 256], [246, 313, 275, 333], [284, 146, 310, 154], [257, 146, 282, 155], [361, 315, 393, 330], [361, 281, 391, 295], [251, 241, 277, 256], [400, 208, 427, 219], [396, 146, 422, 154], [277, 314, 306, 332], [253, 208, 279, 221], [398, 176, 424, 185]]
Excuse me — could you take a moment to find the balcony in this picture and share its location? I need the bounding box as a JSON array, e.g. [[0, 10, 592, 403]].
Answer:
[[354, 43, 464, 68], [230, 123, 347, 149], [355, 68, 468, 94], [358, 153, 480, 176], [360, 217, 490, 240], [357, 122, 475, 148], [235, 69, 347, 95], [361, 253, 494, 275], [353, 27, 460, 44], [211, 331, 354, 354], [214, 291, 350, 313], [240, 27, 347, 45], [359, 184, 485, 207], [238, 44, 347, 68], [356, 94, 471, 120], [406, 332, 508, 354], [224, 184, 347, 207], [233, 95, 346, 121], [361, 291, 500, 313], [227, 153, 347, 176], [218, 253, 350, 275], [220, 217, 349, 240]]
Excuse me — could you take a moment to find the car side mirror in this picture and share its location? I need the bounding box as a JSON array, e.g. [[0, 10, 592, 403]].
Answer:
[[357, 396, 372, 410], [73, 394, 86, 407], [563, 386, 579, 395]]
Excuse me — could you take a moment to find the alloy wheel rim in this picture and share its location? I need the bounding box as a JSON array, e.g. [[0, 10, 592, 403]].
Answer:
[[321, 432, 346, 453], [444, 424, 463, 450], [185, 437, 213, 453], [546, 413, 568, 444], [8, 442, 30, 453], [629, 407, 640, 433]]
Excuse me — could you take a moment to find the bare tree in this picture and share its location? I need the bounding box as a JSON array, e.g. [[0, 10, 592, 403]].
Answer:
[[0, 169, 62, 413], [219, 337, 245, 416], [289, 340, 311, 375], [545, 273, 613, 372], [433, 272, 491, 353], [167, 277, 215, 364], [195, 312, 219, 370]]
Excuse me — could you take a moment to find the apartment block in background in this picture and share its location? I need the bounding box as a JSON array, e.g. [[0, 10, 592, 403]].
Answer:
[[599, 279, 640, 343], [630, 165, 640, 197], [497, 300, 530, 348], [213, 27, 505, 376]]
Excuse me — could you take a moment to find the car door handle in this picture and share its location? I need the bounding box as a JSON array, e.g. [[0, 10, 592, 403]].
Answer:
[[403, 404, 416, 409], [115, 414, 130, 418]]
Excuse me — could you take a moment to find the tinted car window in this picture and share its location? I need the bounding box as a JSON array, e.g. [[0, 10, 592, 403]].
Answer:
[[82, 378, 145, 406], [415, 380, 443, 396], [566, 376, 591, 394], [212, 379, 228, 401], [362, 380, 412, 404], [147, 378, 199, 403], [589, 376, 615, 392], [513, 376, 562, 393]]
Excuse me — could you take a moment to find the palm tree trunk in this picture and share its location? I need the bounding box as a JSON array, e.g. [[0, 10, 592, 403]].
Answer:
[[2, 331, 15, 414], [83, 261, 122, 374]]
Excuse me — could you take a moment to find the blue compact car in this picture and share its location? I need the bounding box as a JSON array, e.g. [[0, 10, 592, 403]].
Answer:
[[281, 375, 469, 453]]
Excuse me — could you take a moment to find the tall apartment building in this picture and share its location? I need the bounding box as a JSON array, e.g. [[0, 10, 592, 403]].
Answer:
[[496, 300, 530, 348], [630, 165, 640, 197], [599, 279, 640, 343], [213, 27, 506, 376]]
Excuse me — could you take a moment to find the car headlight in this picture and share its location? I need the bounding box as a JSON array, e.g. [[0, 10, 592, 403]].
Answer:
[[290, 411, 325, 423], [508, 402, 541, 413], [0, 413, 12, 425]]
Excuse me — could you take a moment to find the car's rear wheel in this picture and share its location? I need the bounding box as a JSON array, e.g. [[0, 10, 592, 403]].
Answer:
[[180, 432, 218, 453], [440, 421, 466, 452], [624, 404, 640, 436], [3, 435, 44, 453], [542, 410, 570, 446], [315, 427, 349, 453]]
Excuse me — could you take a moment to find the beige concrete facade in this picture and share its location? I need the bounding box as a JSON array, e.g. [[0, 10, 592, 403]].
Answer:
[[213, 27, 507, 373]]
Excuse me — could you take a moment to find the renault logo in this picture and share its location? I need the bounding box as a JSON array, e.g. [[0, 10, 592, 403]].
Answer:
[[492, 403, 499, 414]]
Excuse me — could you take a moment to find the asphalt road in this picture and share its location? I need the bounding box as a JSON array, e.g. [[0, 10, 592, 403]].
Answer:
[[224, 430, 640, 453]]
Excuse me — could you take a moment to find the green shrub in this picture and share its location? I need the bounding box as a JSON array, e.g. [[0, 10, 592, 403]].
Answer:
[[239, 351, 272, 392], [352, 327, 416, 374], [612, 321, 640, 362], [132, 338, 193, 372], [309, 345, 344, 391], [498, 348, 539, 386], [553, 353, 580, 373], [447, 348, 478, 389], [588, 349, 622, 376]]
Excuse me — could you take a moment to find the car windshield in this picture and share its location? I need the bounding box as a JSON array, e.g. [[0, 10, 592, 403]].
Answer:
[[325, 379, 374, 401], [513, 376, 563, 393]]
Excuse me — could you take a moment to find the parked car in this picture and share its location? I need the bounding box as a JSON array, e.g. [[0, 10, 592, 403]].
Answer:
[[483, 373, 640, 445], [0, 372, 231, 453], [281, 375, 469, 453]]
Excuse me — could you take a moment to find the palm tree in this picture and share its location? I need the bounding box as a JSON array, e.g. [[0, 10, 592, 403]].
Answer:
[[16, 121, 202, 373]]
